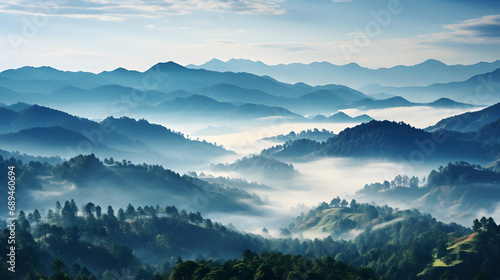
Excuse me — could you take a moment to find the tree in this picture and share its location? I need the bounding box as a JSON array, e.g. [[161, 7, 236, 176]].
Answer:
[[180, 210, 189, 220], [126, 203, 136, 220], [473, 219, 482, 232], [169, 260, 198, 280], [165, 206, 179, 217], [95, 205, 102, 219], [70, 263, 81, 278], [136, 207, 145, 219], [486, 217, 497, 231], [55, 201, 62, 214], [24, 270, 43, 280], [107, 206, 115, 218], [254, 264, 274, 280], [47, 209, 54, 222], [188, 212, 203, 224], [480, 216, 488, 230], [204, 219, 214, 229], [437, 242, 447, 258], [350, 199, 358, 212], [340, 199, 349, 208], [28, 213, 34, 224], [33, 209, 41, 224], [51, 259, 67, 273], [70, 199, 78, 217], [118, 208, 126, 222], [330, 196, 341, 207], [409, 176, 419, 189], [62, 201, 75, 222], [85, 202, 95, 218], [18, 210, 30, 229]]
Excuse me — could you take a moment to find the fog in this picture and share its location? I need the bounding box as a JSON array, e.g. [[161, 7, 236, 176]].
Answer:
[[149, 106, 483, 233], [9, 105, 492, 239], [341, 106, 485, 129], [188, 156, 435, 235]]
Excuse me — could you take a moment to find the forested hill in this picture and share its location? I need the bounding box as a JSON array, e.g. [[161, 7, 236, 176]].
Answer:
[[0, 153, 261, 216], [262, 120, 500, 163], [356, 161, 500, 226], [1, 193, 498, 280]]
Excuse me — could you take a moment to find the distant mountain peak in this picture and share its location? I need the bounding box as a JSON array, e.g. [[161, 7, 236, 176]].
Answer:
[[147, 61, 186, 72], [112, 67, 129, 72], [343, 62, 362, 68], [419, 59, 447, 67], [332, 111, 349, 117], [387, 96, 409, 101], [207, 58, 223, 63]]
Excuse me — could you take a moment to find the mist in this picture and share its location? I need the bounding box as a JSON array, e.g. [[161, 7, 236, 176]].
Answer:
[[340, 106, 485, 129]]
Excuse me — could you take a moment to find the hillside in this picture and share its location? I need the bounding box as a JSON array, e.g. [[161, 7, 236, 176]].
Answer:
[[262, 128, 336, 143], [212, 155, 297, 182], [356, 162, 500, 225], [263, 120, 500, 163], [136, 94, 304, 120], [102, 116, 234, 161], [426, 102, 500, 132], [0, 154, 259, 216], [0, 105, 233, 164]]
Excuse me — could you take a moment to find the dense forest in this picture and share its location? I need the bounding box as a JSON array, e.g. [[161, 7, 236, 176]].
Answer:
[[356, 161, 500, 225], [1, 152, 500, 279], [1, 190, 499, 279]]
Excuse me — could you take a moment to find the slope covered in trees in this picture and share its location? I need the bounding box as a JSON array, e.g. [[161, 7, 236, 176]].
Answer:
[[262, 120, 500, 163]]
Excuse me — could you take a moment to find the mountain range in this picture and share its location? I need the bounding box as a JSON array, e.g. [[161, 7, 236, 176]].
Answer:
[[261, 119, 500, 164], [187, 58, 500, 88], [0, 62, 480, 120], [0, 104, 233, 165], [361, 69, 500, 104], [426, 102, 500, 132]]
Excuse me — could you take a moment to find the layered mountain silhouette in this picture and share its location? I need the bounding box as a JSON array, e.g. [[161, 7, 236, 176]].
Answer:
[[187, 58, 500, 88], [310, 112, 373, 123], [102, 116, 232, 160], [362, 69, 500, 104], [426, 103, 500, 132], [339, 97, 477, 110], [0, 62, 479, 119], [262, 120, 499, 163], [0, 105, 233, 164]]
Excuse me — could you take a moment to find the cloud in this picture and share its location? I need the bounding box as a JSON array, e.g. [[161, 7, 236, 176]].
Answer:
[[444, 15, 500, 38], [421, 15, 500, 44], [0, 0, 287, 21]]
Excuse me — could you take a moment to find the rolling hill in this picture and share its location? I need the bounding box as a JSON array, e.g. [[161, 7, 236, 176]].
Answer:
[[426, 102, 500, 132], [0, 105, 234, 163], [262, 120, 500, 163]]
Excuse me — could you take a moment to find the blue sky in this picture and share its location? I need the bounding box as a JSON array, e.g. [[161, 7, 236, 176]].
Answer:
[[1, 0, 499, 72]]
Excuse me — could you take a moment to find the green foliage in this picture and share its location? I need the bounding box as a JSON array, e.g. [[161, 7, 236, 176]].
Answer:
[[427, 162, 498, 187], [169, 252, 374, 280]]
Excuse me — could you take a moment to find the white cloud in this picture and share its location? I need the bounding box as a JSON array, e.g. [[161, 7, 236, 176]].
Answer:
[[420, 15, 500, 44], [0, 0, 287, 21]]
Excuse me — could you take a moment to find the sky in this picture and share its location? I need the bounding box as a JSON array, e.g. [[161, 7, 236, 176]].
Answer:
[[0, 0, 499, 73]]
